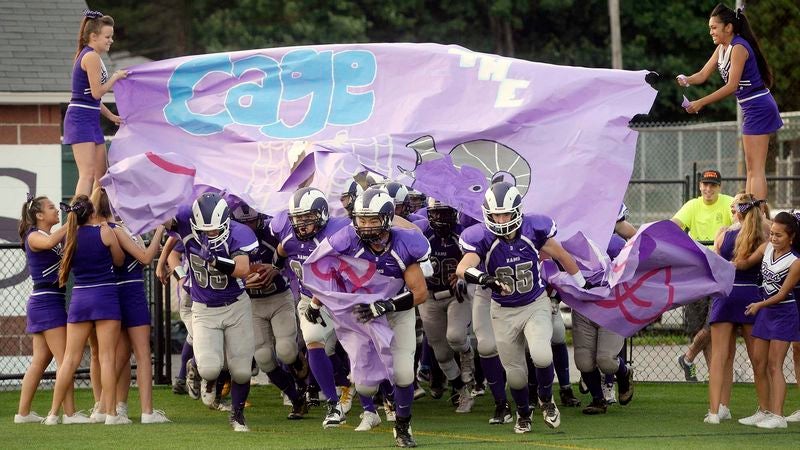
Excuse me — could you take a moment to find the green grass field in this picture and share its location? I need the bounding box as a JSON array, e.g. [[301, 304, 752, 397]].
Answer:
[[2, 382, 800, 449]]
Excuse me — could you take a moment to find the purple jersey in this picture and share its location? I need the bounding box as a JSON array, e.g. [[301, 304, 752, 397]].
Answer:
[[108, 223, 144, 282], [24, 228, 63, 291], [72, 225, 117, 286], [328, 226, 432, 281], [70, 46, 107, 108], [175, 205, 258, 305], [720, 228, 760, 285], [718, 36, 767, 100], [244, 214, 289, 298], [459, 214, 556, 307], [414, 218, 463, 292], [271, 211, 350, 297]]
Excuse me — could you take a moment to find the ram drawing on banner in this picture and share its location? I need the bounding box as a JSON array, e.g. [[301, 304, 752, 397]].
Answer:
[[108, 43, 657, 250]]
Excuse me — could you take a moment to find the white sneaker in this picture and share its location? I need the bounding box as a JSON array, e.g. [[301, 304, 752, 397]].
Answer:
[[455, 386, 474, 413], [116, 402, 128, 418], [62, 411, 92, 424], [756, 412, 787, 429], [89, 409, 106, 424], [703, 412, 720, 424], [141, 410, 171, 424], [354, 411, 381, 431], [14, 412, 43, 423], [719, 404, 732, 420], [104, 414, 133, 425], [738, 409, 769, 426], [282, 392, 292, 407], [785, 409, 800, 423], [337, 385, 353, 414], [42, 414, 59, 425], [541, 401, 561, 429]]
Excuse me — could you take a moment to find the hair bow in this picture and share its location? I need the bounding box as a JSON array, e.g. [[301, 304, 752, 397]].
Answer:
[[737, 199, 764, 214], [59, 202, 73, 213], [83, 9, 104, 19], [792, 210, 800, 223], [735, 6, 744, 19]]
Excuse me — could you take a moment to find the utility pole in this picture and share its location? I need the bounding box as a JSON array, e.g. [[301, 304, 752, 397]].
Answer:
[[609, 0, 622, 69]]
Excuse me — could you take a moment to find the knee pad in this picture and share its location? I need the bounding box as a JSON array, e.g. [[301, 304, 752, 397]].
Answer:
[[476, 338, 498, 358], [355, 383, 378, 397], [597, 356, 619, 375], [446, 333, 469, 354], [394, 365, 415, 388], [275, 339, 298, 366], [506, 368, 528, 390], [530, 347, 553, 369], [573, 350, 595, 373], [198, 364, 223, 382], [254, 347, 277, 373]]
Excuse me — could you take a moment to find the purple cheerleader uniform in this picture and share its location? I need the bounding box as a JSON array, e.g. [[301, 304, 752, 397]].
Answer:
[[63, 46, 107, 145], [24, 228, 67, 333], [110, 223, 150, 328], [709, 228, 759, 325], [67, 225, 121, 323], [718, 36, 783, 135], [752, 243, 800, 342]]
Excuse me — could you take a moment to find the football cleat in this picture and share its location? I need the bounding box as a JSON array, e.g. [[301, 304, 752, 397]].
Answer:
[[489, 401, 513, 425], [416, 367, 431, 384], [201, 378, 219, 409], [617, 367, 634, 406], [541, 401, 561, 428], [14, 412, 44, 424], [559, 386, 581, 407], [455, 386, 474, 414], [578, 377, 589, 394], [186, 360, 201, 400], [603, 382, 617, 404], [322, 401, 346, 429], [354, 411, 381, 431], [393, 415, 417, 448], [384, 400, 397, 422], [62, 411, 92, 425], [513, 413, 532, 434], [290, 354, 310, 381], [471, 383, 486, 397], [459, 348, 475, 384], [141, 410, 171, 424], [288, 395, 307, 420], [338, 385, 353, 414], [413, 386, 427, 400], [306, 388, 321, 407], [582, 398, 608, 415], [230, 409, 249, 432], [172, 377, 188, 395]]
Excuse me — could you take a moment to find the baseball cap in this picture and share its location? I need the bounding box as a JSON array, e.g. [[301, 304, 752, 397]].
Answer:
[[700, 170, 722, 184]]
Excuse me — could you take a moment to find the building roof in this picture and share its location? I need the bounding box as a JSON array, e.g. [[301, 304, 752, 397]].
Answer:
[[0, 0, 114, 95]]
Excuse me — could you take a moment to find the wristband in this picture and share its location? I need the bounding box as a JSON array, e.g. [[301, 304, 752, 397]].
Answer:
[[390, 291, 414, 311], [213, 256, 236, 276], [570, 271, 586, 288], [464, 267, 485, 285]]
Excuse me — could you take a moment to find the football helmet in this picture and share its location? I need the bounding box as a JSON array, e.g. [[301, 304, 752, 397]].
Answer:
[[482, 182, 523, 236], [426, 197, 458, 234], [352, 187, 395, 243], [340, 179, 364, 217], [191, 192, 231, 249], [288, 187, 329, 240], [407, 189, 427, 212], [381, 181, 411, 218]]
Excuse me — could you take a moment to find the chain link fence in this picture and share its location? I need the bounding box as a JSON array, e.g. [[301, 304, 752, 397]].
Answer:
[[626, 115, 800, 382], [0, 242, 171, 391]]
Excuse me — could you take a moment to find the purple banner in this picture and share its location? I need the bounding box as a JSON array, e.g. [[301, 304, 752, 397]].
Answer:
[[109, 43, 656, 249], [100, 152, 196, 234], [542, 221, 735, 337], [301, 239, 405, 387]]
